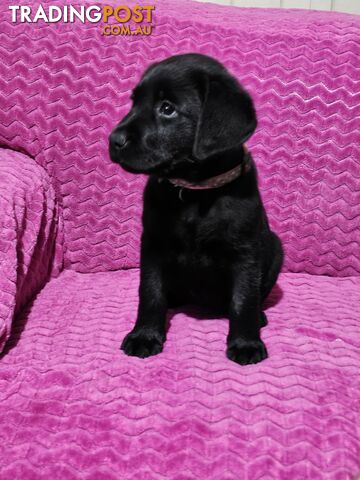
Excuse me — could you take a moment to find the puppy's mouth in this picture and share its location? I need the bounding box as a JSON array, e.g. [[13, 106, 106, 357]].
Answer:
[[120, 162, 165, 175], [121, 162, 189, 178], [110, 147, 193, 178]]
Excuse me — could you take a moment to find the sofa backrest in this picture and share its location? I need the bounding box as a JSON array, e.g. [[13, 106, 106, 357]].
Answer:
[[0, 0, 359, 276]]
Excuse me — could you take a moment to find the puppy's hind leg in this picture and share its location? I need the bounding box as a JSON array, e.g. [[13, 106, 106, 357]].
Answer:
[[258, 233, 283, 330], [260, 311, 268, 328], [261, 232, 283, 303]]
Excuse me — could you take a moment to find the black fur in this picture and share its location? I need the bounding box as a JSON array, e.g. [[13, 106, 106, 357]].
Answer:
[[109, 54, 283, 365]]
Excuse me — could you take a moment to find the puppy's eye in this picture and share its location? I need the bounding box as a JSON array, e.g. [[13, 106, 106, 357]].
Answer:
[[158, 101, 177, 118]]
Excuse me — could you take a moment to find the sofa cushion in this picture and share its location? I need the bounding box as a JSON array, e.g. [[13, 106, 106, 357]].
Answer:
[[1, 269, 358, 479]]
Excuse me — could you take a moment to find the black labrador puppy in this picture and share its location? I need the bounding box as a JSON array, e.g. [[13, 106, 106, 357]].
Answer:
[[109, 54, 283, 365]]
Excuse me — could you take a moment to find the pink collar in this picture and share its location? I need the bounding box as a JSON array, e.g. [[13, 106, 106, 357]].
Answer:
[[168, 146, 250, 190]]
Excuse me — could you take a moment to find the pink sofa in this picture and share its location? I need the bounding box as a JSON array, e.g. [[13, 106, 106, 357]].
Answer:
[[0, 0, 359, 478]]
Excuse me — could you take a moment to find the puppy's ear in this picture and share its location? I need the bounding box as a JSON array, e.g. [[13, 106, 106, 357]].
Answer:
[[193, 74, 257, 160]]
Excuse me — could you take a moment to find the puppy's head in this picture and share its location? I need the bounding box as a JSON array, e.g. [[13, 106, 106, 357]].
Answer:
[[109, 54, 257, 177]]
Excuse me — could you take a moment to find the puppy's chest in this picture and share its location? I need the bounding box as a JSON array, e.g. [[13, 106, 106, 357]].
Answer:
[[168, 202, 233, 265]]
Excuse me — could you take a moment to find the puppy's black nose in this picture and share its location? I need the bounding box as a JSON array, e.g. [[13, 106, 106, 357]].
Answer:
[[110, 130, 129, 151]]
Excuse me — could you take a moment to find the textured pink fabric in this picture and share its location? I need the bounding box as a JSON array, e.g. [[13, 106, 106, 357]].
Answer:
[[0, 270, 359, 479], [0, 0, 359, 275], [0, 149, 61, 353], [0, 1, 359, 478]]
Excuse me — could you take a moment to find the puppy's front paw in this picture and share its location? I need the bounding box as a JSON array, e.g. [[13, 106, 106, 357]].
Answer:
[[121, 328, 165, 358], [226, 338, 267, 365]]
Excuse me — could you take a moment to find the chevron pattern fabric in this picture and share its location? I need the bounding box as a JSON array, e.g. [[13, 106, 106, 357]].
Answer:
[[0, 0, 359, 478]]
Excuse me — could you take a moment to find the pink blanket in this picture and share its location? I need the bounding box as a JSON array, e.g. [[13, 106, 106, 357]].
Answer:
[[0, 0, 359, 478]]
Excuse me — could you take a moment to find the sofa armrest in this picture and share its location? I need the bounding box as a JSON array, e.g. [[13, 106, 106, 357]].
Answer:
[[0, 149, 61, 353]]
